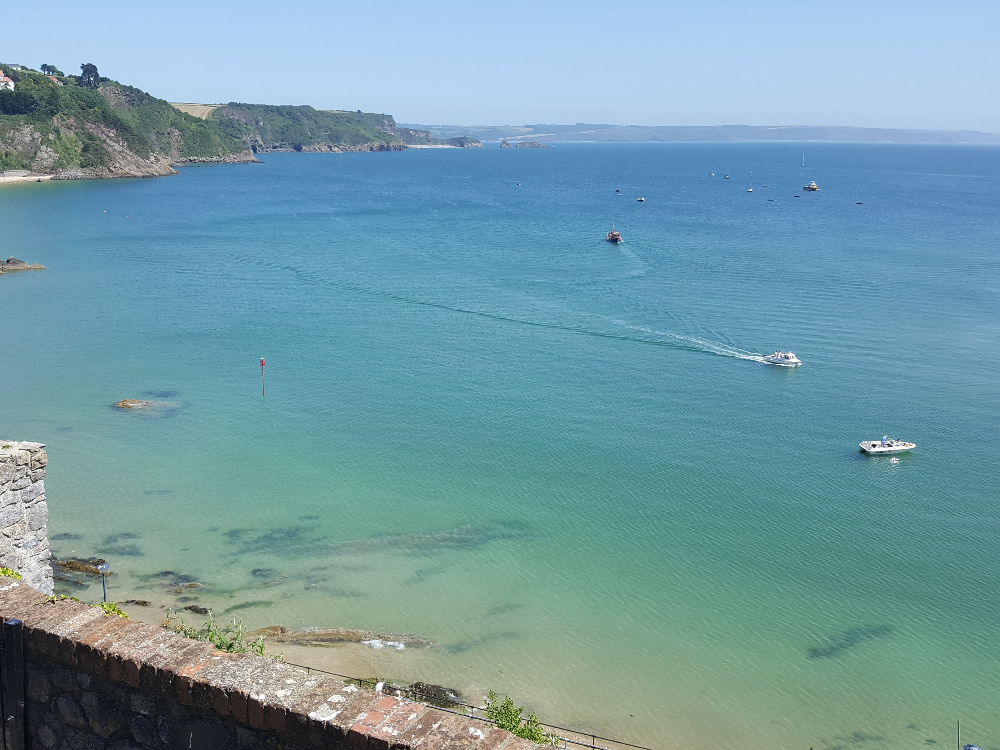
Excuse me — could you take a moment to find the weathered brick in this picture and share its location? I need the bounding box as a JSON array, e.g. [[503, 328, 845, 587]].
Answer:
[[248, 693, 266, 730], [230, 688, 249, 724], [266, 703, 288, 732]]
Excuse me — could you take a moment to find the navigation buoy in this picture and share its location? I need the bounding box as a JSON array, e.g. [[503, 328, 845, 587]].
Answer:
[[260, 358, 265, 396]]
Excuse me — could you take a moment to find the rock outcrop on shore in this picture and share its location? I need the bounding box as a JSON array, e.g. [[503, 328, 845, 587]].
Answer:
[[0, 257, 45, 273], [500, 139, 511, 148], [516, 141, 550, 148], [250, 625, 432, 649]]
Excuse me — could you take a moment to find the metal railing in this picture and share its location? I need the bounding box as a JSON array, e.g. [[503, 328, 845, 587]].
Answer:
[[281, 660, 654, 750]]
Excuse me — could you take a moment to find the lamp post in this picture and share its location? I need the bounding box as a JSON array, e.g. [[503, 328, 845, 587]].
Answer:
[[97, 563, 109, 602]]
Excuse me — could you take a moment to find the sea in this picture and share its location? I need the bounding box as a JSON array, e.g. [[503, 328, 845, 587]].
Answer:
[[2, 142, 999, 750]]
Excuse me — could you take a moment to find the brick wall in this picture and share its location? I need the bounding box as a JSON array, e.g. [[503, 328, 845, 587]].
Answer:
[[0, 441, 52, 594], [0, 580, 536, 750]]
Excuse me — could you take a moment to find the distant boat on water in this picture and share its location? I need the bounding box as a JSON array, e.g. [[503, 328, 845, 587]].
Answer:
[[803, 181, 819, 191], [637, 197, 645, 202], [801, 154, 805, 166], [606, 227, 622, 243], [748, 172, 753, 193]]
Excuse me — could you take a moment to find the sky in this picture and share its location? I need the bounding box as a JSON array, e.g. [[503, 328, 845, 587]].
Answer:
[[5, 0, 999, 132]]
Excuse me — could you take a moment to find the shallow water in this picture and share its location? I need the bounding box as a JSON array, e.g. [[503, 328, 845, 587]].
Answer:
[[2, 143, 999, 750]]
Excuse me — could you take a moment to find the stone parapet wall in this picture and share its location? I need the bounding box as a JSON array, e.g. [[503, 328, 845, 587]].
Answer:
[[0, 440, 52, 594], [0, 580, 536, 750]]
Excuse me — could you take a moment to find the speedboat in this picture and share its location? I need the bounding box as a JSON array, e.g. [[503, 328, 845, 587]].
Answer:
[[762, 351, 801, 366], [803, 181, 819, 191], [606, 228, 622, 243], [860, 437, 915, 455], [637, 197, 645, 202]]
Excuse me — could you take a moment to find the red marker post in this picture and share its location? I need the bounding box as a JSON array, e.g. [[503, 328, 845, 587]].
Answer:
[[260, 358, 265, 396]]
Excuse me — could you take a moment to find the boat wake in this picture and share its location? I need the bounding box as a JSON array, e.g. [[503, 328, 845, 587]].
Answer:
[[289, 266, 770, 364]]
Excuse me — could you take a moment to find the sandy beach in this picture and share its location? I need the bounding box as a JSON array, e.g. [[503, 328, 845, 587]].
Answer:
[[0, 173, 53, 186]]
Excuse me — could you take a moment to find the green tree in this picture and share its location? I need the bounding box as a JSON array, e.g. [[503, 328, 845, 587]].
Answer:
[[484, 691, 559, 745], [79, 63, 99, 88]]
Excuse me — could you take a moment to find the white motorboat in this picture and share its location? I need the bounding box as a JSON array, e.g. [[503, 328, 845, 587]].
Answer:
[[860, 437, 915, 455], [762, 351, 801, 366]]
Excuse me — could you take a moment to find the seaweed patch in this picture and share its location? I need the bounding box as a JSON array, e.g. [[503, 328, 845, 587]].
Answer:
[[220, 521, 534, 559], [224, 600, 274, 613], [807, 626, 894, 659]]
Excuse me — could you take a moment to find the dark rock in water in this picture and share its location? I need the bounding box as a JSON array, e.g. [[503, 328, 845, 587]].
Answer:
[[405, 682, 462, 708], [184, 605, 210, 615], [51, 533, 83, 541], [123, 599, 150, 606], [251, 568, 280, 579], [500, 139, 511, 148], [54, 558, 110, 577], [102, 533, 140, 545], [515, 141, 550, 148]]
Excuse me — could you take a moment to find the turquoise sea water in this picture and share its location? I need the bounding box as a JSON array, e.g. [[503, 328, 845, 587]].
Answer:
[[2, 143, 999, 750]]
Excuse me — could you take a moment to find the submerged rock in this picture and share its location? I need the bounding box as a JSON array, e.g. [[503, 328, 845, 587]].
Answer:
[[515, 141, 550, 148]]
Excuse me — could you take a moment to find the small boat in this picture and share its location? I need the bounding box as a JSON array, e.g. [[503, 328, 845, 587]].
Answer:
[[860, 437, 915, 455], [748, 172, 753, 193], [606, 228, 622, 243], [803, 181, 819, 191], [762, 351, 801, 366], [801, 154, 805, 167], [724, 174, 730, 179], [710, 172, 715, 176], [637, 197, 645, 202], [615, 188, 621, 193]]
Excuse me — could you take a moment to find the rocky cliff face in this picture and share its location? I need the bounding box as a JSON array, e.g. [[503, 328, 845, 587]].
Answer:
[[0, 117, 256, 180]]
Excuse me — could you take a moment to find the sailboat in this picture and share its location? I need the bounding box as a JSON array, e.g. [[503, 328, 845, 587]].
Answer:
[[747, 172, 753, 193], [801, 154, 805, 167]]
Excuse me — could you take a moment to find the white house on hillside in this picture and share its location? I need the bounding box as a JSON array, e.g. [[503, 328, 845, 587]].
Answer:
[[0, 75, 14, 91]]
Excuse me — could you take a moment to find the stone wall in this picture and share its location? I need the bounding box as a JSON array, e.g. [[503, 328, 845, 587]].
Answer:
[[0, 580, 536, 750], [0, 441, 52, 594]]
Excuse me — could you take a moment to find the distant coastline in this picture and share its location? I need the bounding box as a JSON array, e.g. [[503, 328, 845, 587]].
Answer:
[[401, 122, 1000, 145]]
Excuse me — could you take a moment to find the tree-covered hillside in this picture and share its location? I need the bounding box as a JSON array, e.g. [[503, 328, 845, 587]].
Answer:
[[0, 63, 253, 175], [213, 103, 406, 152]]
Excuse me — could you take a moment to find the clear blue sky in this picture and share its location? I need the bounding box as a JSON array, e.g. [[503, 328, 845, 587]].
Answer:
[[7, 0, 999, 132]]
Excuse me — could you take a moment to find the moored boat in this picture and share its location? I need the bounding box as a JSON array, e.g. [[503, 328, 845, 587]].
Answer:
[[860, 437, 915, 455], [762, 351, 801, 366], [803, 181, 819, 191]]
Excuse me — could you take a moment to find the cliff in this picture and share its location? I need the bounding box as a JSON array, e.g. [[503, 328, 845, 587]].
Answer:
[[207, 104, 481, 152], [210, 103, 407, 153], [0, 64, 256, 179]]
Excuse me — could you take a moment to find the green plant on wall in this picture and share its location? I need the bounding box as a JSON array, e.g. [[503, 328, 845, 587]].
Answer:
[[0, 567, 22, 580], [162, 610, 273, 657], [484, 691, 560, 745], [95, 601, 129, 618]]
